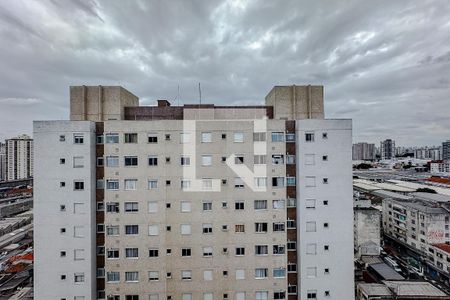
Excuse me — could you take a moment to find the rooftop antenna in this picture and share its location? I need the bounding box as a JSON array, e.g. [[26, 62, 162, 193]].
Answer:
[[198, 82, 202, 105]]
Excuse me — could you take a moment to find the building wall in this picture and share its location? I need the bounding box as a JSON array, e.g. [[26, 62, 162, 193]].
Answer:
[[34, 121, 96, 300], [354, 208, 381, 257], [265, 86, 324, 120], [443, 141, 450, 161], [296, 119, 354, 300], [380, 139, 395, 160], [0, 143, 6, 181], [102, 119, 289, 299]]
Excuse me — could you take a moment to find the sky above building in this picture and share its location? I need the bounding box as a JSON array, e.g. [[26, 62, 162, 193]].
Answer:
[[0, 0, 449, 146]]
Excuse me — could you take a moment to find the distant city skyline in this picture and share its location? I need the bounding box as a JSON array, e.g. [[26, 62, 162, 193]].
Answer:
[[0, 1, 450, 146]]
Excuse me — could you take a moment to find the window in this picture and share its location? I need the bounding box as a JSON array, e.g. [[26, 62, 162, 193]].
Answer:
[[126, 296, 139, 300], [178, 201, 191, 212], [148, 134, 158, 143], [148, 271, 159, 281], [148, 225, 159, 236], [306, 244, 317, 255], [202, 155, 212, 166], [307, 291, 317, 300], [125, 248, 138, 259], [286, 155, 296, 164], [306, 199, 316, 209], [74, 181, 84, 191], [181, 224, 191, 235], [125, 225, 139, 235], [74, 273, 85, 283], [97, 224, 104, 233], [125, 271, 139, 282], [165, 134, 171, 140], [305, 133, 314, 142], [235, 247, 245, 256], [273, 222, 285, 232], [106, 180, 119, 190], [180, 156, 191, 166], [182, 294, 192, 300], [305, 176, 316, 187], [273, 292, 285, 300], [272, 177, 284, 187], [222, 133, 227, 139], [287, 198, 296, 207], [235, 155, 244, 164], [255, 222, 268, 233], [97, 157, 104, 166], [204, 270, 213, 281], [203, 201, 212, 211], [124, 156, 138, 166], [234, 132, 244, 143], [255, 177, 267, 188], [60, 204, 66, 211], [255, 245, 268, 255], [323, 178, 329, 184], [235, 224, 245, 233], [253, 132, 266, 141], [96, 134, 104, 144], [287, 241, 296, 250], [324, 222, 329, 228], [107, 271, 120, 283], [235, 201, 245, 210], [254, 155, 266, 164], [106, 156, 119, 167], [286, 177, 296, 186], [125, 202, 138, 212], [322, 155, 328, 161], [273, 245, 285, 255], [96, 179, 104, 189], [255, 292, 268, 300], [60, 158, 66, 164], [125, 179, 137, 190], [271, 132, 284, 142], [203, 224, 213, 234], [234, 177, 244, 188], [74, 134, 84, 144], [306, 222, 316, 232], [222, 201, 228, 208], [105, 133, 119, 144], [254, 200, 267, 210], [288, 285, 297, 295], [272, 154, 284, 164], [305, 154, 315, 165], [106, 202, 119, 213], [202, 132, 212, 143], [149, 248, 158, 257], [148, 180, 158, 189], [74, 226, 84, 237], [59, 135, 65, 142], [180, 133, 190, 143], [236, 269, 245, 280], [124, 133, 138, 143], [181, 248, 192, 257], [255, 268, 268, 279], [324, 268, 330, 274], [306, 267, 317, 278], [273, 200, 285, 209], [181, 270, 192, 280], [286, 133, 295, 142], [148, 156, 158, 166], [322, 132, 328, 139], [181, 180, 191, 190], [203, 247, 213, 257], [60, 181, 65, 187]]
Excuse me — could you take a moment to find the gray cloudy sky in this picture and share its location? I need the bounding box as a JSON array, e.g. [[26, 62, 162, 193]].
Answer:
[[0, 0, 449, 146]]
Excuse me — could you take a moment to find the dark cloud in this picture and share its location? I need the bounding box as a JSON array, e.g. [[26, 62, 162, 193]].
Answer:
[[0, 0, 449, 146]]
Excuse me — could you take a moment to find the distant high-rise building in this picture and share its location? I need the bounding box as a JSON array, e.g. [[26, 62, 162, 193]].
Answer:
[[352, 143, 375, 161], [6, 134, 33, 181], [34, 85, 355, 300], [414, 146, 442, 160], [380, 139, 395, 160], [0, 143, 6, 181], [443, 140, 450, 161]]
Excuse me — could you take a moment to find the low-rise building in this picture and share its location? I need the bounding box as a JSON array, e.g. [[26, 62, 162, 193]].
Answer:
[[357, 281, 450, 299], [354, 207, 381, 258], [431, 161, 450, 176]]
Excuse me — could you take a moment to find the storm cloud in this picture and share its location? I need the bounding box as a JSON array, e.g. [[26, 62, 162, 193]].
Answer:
[[0, 0, 449, 146]]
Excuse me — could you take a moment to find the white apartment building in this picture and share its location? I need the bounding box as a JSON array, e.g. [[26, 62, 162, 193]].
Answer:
[[430, 161, 450, 176], [5, 134, 33, 181], [34, 85, 354, 300], [0, 143, 6, 181]]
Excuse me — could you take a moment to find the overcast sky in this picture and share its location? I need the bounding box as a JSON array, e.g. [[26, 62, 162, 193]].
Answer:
[[0, 0, 449, 146]]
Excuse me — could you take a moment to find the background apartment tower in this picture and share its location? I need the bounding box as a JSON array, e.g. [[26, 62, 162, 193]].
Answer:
[[0, 143, 6, 181], [5, 134, 33, 181], [380, 139, 395, 160], [34, 85, 354, 300], [352, 142, 375, 161], [443, 140, 450, 161]]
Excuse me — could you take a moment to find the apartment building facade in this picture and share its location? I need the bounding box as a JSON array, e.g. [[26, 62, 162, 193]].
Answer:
[[0, 143, 6, 181], [34, 85, 354, 300], [352, 142, 375, 161], [380, 139, 395, 160], [5, 134, 33, 181]]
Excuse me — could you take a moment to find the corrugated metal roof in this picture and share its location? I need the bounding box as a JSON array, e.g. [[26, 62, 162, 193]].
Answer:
[[383, 281, 449, 297], [370, 262, 405, 280]]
